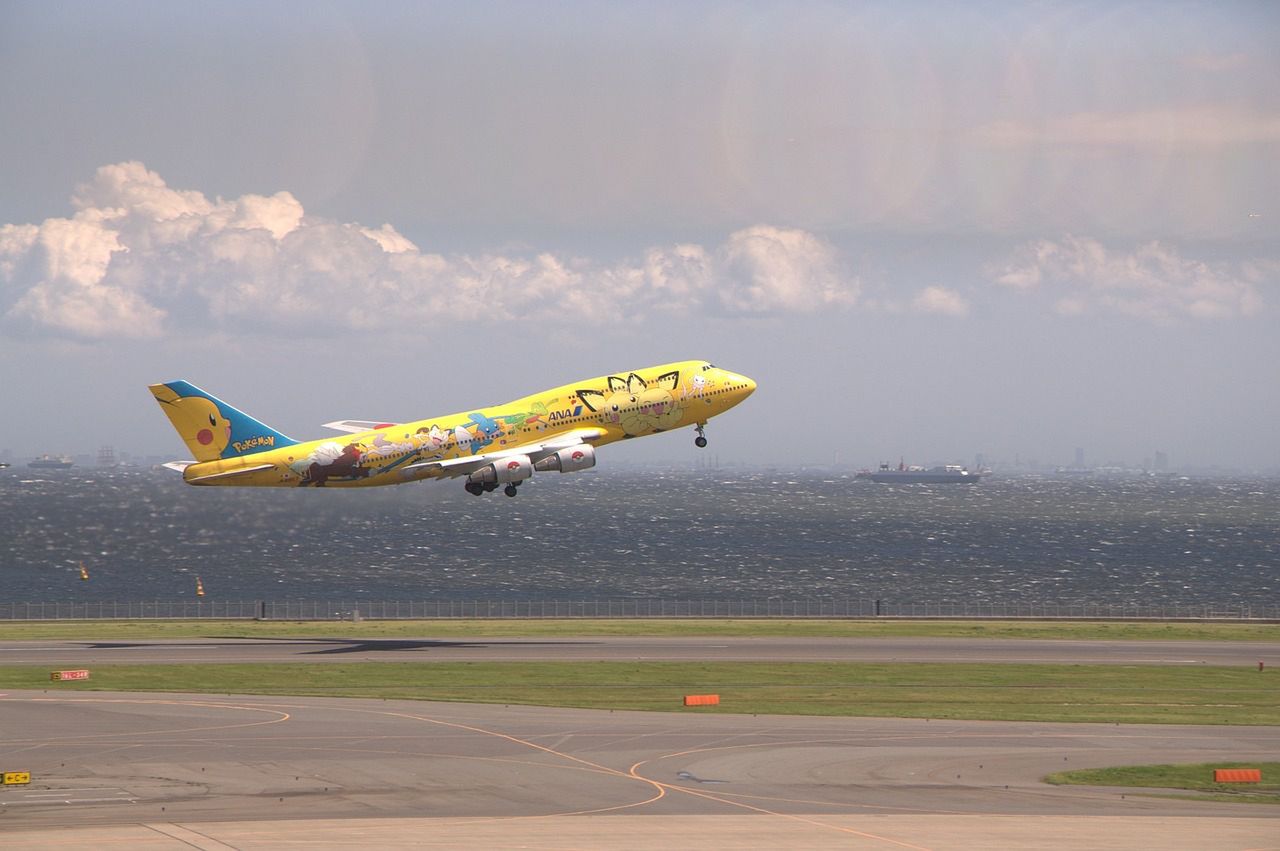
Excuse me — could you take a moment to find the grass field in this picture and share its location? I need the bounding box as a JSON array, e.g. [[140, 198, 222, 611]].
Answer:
[[0, 618, 1275, 642], [4, 619, 1274, 725], [1047, 762, 1280, 804], [4, 661, 1276, 725]]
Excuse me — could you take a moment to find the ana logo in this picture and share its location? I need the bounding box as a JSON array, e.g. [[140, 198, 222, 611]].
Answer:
[[548, 405, 584, 421]]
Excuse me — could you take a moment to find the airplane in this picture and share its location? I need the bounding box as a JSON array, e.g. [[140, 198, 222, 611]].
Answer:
[[148, 360, 756, 497]]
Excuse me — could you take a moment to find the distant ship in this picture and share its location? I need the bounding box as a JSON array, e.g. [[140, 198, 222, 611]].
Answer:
[[856, 461, 985, 484], [28, 454, 74, 470]]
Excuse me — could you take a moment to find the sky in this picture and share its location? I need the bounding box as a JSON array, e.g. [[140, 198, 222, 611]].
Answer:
[[1, 1, 1277, 472]]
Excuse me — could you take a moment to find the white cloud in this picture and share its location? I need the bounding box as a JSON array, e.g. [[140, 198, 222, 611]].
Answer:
[[71, 160, 212, 222], [359, 223, 418, 254], [720, 226, 855, 314], [911, 286, 969, 317], [0, 163, 860, 339], [989, 236, 1265, 322], [220, 192, 304, 241]]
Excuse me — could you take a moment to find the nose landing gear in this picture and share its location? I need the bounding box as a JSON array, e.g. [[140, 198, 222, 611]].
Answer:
[[694, 423, 708, 448]]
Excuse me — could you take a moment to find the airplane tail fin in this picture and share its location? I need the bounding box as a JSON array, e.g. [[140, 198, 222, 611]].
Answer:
[[148, 380, 299, 463]]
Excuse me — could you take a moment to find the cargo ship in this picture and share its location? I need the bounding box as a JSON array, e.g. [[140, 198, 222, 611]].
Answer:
[[856, 461, 985, 484], [28, 454, 74, 470]]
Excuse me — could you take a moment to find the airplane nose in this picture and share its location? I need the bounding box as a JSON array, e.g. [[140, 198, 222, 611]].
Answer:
[[724, 372, 755, 396]]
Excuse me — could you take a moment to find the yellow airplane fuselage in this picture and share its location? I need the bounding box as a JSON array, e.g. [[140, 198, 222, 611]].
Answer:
[[161, 361, 755, 489]]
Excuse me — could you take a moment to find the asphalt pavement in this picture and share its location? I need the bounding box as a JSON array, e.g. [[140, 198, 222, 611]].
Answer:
[[1, 635, 1275, 666], [1, 691, 1277, 848], [2, 633, 1277, 848]]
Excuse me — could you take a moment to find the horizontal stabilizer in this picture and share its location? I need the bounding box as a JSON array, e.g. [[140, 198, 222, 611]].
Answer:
[[162, 461, 192, 473], [322, 420, 399, 434], [184, 463, 276, 483]]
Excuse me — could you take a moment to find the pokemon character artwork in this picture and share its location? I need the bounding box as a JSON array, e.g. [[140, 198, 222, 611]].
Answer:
[[148, 360, 755, 497]]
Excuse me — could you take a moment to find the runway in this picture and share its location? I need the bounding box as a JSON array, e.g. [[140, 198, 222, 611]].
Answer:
[[3, 634, 1278, 848], [1, 690, 1277, 849], [2, 635, 1276, 667]]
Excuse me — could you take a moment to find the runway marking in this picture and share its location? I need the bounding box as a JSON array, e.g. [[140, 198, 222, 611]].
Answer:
[[636, 737, 972, 815], [0, 697, 290, 744], [144, 822, 238, 850], [0, 645, 217, 651], [6, 692, 1274, 842], [13, 787, 124, 793], [1063, 702, 1245, 707], [628, 757, 933, 850], [314, 703, 934, 846], [348, 706, 670, 816], [1, 797, 137, 806], [2, 788, 137, 807]]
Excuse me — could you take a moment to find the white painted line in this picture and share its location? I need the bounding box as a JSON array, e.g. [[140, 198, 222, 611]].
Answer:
[[1080, 659, 1206, 664], [0, 645, 215, 652], [2, 797, 135, 806]]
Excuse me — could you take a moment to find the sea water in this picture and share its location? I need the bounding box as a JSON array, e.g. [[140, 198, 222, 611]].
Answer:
[[1, 468, 1276, 606]]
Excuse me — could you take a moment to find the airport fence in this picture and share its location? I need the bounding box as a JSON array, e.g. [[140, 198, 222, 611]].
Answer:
[[0, 599, 1275, 621]]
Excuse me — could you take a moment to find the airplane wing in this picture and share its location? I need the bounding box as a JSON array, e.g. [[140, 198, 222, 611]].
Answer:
[[322, 420, 399, 434], [402, 427, 607, 480]]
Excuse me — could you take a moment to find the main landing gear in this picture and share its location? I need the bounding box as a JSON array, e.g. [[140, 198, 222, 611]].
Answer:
[[465, 480, 522, 497], [694, 423, 708, 448]]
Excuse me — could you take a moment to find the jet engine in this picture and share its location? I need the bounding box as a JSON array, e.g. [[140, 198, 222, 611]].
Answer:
[[468, 455, 534, 485], [533, 444, 596, 473]]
